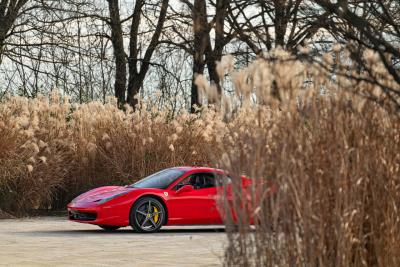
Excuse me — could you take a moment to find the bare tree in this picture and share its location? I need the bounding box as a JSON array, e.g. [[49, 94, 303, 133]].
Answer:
[[0, 0, 116, 101], [315, 0, 400, 108], [126, 0, 170, 107], [0, 0, 29, 63], [1, 0, 398, 112], [226, 0, 331, 54], [107, 0, 127, 105], [104, 0, 170, 107], [166, 0, 233, 112]]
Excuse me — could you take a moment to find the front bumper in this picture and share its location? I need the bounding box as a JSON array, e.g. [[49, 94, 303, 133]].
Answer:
[[68, 209, 97, 221], [67, 203, 130, 227]]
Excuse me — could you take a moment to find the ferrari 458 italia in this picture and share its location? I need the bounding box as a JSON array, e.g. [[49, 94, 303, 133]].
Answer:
[[68, 166, 247, 233]]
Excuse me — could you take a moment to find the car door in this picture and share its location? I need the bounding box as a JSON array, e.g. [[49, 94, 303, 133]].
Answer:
[[167, 172, 222, 225]]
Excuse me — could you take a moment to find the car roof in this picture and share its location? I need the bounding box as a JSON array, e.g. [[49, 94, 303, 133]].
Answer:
[[171, 166, 225, 173]]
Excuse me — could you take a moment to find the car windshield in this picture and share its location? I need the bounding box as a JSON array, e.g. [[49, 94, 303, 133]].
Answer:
[[129, 169, 186, 189]]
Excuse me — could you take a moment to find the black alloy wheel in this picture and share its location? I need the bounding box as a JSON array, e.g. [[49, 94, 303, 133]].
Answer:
[[130, 197, 165, 233]]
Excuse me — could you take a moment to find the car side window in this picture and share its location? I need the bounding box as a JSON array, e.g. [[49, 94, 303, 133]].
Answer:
[[216, 174, 232, 187], [174, 176, 191, 190], [174, 173, 217, 190]]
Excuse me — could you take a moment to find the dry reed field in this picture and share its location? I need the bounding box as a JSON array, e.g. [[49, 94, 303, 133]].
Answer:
[[1, 48, 400, 266]]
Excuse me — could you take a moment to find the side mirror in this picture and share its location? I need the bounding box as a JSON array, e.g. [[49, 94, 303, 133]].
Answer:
[[176, 185, 194, 194]]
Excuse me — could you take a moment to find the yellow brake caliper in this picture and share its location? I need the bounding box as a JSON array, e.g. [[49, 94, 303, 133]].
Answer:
[[153, 206, 159, 223]]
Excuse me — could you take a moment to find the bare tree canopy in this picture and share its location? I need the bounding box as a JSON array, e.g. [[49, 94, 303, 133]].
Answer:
[[0, 0, 398, 110], [315, 0, 400, 108], [0, 0, 30, 63]]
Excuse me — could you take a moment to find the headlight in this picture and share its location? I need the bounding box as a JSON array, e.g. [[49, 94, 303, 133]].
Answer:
[[95, 192, 128, 204], [71, 197, 78, 204]]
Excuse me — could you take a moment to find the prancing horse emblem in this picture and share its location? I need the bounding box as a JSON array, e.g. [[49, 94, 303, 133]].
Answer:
[[164, 192, 168, 197]]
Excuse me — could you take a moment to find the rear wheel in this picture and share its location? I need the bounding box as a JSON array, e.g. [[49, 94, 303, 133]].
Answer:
[[130, 197, 165, 233], [99, 225, 120, 231]]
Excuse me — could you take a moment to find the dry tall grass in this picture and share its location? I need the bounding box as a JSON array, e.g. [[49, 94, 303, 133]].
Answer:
[[0, 94, 220, 214], [0, 47, 399, 266], [219, 101, 400, 267], [212, 49, 400, 266]]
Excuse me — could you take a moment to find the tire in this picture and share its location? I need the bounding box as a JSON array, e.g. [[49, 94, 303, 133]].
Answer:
[[99, 225, 120, 231], [130, 197, 165, 233]]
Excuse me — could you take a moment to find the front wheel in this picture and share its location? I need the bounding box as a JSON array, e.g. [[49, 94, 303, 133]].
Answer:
[[130, 197, 165, 233], [99, 225, 120, 231]]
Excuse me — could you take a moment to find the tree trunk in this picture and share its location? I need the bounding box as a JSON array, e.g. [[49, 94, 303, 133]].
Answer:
[[0, 27, 5, 62], [107, 0, 127, 107], [127, 0, 143, 107], [191, 0, 209, 113], [206, 53, 221, 95], [205, 0, 229, 99], [0, 38, 4, 64], [273, 0, 288, 48], [127, 0, 169, 108], [191, 56, 206, 113]]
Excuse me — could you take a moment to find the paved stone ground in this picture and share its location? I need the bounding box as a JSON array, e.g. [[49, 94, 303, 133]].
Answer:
[[0, 217, 226, 267]]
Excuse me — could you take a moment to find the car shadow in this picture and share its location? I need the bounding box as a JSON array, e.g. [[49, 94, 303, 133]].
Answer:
[[14, 227, 226, 237]]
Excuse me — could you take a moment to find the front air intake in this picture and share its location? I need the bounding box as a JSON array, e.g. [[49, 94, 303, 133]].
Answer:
[[69, 210, 97, 221]]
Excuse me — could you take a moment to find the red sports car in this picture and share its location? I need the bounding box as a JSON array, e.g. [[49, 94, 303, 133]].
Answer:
[[68, 166, 244, 233]]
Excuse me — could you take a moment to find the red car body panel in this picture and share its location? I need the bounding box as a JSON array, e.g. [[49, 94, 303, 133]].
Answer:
[[67, 167, 251, 227]]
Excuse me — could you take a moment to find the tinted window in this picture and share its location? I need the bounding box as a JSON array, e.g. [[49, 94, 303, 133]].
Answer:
[[130, 169, 185, 189], [175, 173, 216, 190]]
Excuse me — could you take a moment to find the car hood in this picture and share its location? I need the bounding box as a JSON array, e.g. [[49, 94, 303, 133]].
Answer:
[[73, 186, 133, 203]]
